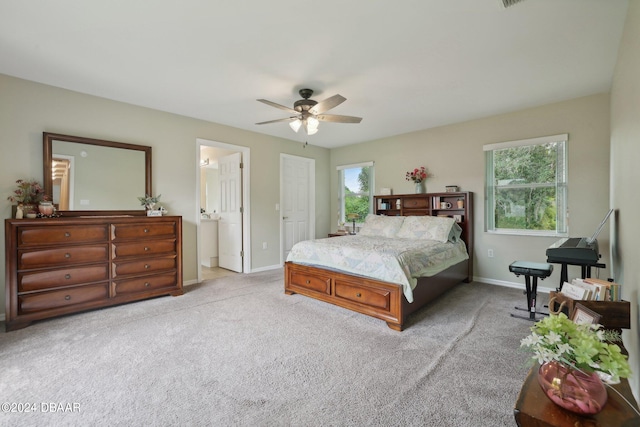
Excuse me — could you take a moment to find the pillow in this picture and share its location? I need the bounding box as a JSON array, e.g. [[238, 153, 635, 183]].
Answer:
[[396, 216, 456, 243], [358, 214, 405, 238], [448, 222, 463, 243]]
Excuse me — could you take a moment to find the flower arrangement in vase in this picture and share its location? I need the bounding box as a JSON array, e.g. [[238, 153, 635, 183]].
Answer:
[[520, 313, 631, 415], [405, 166, 429, 193], [7, 179, 45, 218]]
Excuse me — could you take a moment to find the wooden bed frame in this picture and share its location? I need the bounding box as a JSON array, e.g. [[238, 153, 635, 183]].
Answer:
[[284, 192, 473, 331]]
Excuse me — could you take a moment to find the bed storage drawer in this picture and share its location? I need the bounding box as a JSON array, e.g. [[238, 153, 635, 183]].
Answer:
[[334, 279, 392, 311], [288, 269, 331, 295]]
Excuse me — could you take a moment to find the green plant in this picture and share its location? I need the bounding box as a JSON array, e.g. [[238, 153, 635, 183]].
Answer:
[[7, 179, 45, 204], [520, 313, 631, 383], [137, 194, 161, 209]]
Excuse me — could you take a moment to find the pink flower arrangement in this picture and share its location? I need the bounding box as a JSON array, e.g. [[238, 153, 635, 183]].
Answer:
[[405, 166, 428, 183], [7, 179, 45, 204]]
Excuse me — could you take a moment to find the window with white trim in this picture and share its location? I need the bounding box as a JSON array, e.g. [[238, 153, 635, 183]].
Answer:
[[337, 162, 374, 229], [484, 134, 567, 236]]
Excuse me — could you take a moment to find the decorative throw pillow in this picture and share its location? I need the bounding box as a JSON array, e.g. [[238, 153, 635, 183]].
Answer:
[[448, 222, 463, 243], [396, 216, 456, 243], [358, 214, 405, 238]]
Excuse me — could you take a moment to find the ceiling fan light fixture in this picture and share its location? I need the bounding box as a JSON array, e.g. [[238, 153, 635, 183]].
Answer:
[[304, 116, 319, 135], [289, 119, 302, 133]]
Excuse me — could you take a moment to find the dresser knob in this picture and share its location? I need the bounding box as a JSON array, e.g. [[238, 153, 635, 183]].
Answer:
[[144, 247, 150, 251], [144, 228, 149, 233], [65, 274, 71, 279], [356, 293, 362, 298], [145, 264, 150, 269], [64, 295, 71, 301], [64, 253, 71, 258], [306, 280, 311, 284], [64, 232, 71, 237], [144, 282, 150, 287]]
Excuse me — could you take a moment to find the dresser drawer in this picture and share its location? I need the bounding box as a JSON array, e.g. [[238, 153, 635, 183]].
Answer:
[[18, 244, 109, 270], [289, 270, 331, 295], [17, 225, 109, 247], [111, 222, 177, 241], [112, 256, 176, 278], [111, 239, 176, 258], [19, 265, 109, 292], [334, 279, 392, 311], [113, 272, 178, 296], [18, 283, 109, 314]]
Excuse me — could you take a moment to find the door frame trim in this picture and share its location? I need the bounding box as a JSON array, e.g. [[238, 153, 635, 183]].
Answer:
[[280, 153, 316, 265], [196, 138, 251, 281]]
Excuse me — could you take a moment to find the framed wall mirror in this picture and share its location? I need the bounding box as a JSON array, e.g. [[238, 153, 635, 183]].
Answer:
[[43, 132, 152, 216]]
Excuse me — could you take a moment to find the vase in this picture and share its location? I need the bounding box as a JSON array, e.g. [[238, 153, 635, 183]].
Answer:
[[415, 182, 424, 194], [537, 361, 607, 415], [38, 201, 54, 216]]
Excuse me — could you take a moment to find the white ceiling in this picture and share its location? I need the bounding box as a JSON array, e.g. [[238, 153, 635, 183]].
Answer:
[[0, 0, 629, 149]]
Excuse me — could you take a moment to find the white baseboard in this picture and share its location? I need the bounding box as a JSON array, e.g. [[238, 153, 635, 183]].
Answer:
[[473, 275, 554, 295], [250, 264, 283, 273]]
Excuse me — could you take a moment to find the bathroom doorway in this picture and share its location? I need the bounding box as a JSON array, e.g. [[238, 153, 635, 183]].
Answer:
[[196, 139, 251, 282]]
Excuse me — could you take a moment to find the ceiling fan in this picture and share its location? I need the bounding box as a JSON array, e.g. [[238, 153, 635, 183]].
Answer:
[[256, 89, 362, 136]]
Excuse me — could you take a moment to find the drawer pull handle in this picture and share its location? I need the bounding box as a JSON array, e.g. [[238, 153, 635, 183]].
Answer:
[[145, 264, 150, 269], [144, 247, 150, 251], [356, 293, 362, 298], [64, 253, 71, 258], [64, 232, 71, 237], [65, 274, 71, 279], [64, 295, 71, 301], [144, 282, 151, 287], [305, 280, 311, 284], [144, 228, 149, 233]]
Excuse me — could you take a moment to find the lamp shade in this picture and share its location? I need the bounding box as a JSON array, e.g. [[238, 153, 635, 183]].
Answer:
[[289, 119, 302, 133]]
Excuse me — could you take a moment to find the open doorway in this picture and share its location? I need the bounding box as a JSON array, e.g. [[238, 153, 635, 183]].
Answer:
[[196, 139, 251, 283]]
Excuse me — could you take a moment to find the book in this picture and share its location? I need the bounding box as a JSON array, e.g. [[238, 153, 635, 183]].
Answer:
[[571, 278, 598, 300], [561, 281, 590, 300]]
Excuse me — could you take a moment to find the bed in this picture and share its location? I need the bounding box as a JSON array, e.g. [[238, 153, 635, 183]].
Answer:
[[284, 195, 474, 331]]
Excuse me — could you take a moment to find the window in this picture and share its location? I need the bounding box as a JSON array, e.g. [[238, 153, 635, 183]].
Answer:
[[337, 162, 374, 228], [484, 134, 567, 236]]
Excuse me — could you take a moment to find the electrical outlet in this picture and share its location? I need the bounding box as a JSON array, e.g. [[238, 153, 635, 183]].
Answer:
[[488, 249, 494, 258]]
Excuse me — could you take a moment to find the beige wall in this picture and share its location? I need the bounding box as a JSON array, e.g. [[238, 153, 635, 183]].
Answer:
[[331, 94, 612, 289], [0, 74, 331, 303], [611, 0, 640, 401]]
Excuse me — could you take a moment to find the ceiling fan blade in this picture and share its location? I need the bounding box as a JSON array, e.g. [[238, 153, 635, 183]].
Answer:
[[316, 114, 362, 123], [257, 99, 298, 114], [309, 94, 346, 115], [256, 117, 297, 125]]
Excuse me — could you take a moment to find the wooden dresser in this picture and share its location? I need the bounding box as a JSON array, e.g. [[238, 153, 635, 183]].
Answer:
[[4, 215, 183, 331]]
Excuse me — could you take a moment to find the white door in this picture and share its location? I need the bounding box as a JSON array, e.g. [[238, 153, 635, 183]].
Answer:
[[218, 152, 243, 272], [281, 155, 314, 262]]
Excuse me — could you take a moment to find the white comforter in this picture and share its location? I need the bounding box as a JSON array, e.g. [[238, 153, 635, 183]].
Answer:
[[286, 235, 468, 303]]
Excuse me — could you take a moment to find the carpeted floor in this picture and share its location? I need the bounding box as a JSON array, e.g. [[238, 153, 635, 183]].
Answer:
[[0, 270, 535, 426]]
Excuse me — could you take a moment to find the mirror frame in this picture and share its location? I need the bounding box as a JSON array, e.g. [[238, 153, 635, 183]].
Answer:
[[43, 132, 152, 216]]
